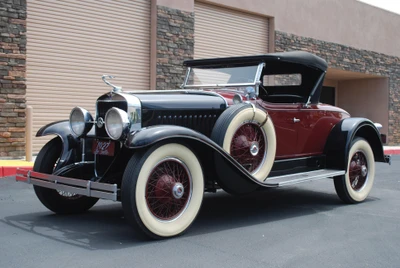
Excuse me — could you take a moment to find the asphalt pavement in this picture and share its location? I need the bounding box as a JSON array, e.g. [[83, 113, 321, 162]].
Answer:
[[1, 157, 400, 268]]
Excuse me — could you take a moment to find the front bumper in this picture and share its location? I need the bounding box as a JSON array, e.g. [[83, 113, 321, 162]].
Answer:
[[16, 169, 118, 201]]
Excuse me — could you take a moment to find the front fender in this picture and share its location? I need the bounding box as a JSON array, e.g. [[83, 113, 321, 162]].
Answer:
[[37, 120, 79, 169], [324, 117, 386, 170], [125, 125, 266, 194], [126, 125, 217, 149]]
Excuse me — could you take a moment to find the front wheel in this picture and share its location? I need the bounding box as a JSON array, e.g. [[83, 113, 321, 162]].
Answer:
[[33, 137, 99, 214], [334, 138, 375, 203], [121, 143, 204, 239]]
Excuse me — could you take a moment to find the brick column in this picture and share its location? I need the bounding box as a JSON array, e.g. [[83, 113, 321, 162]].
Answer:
[[156, 6, 194, 90], [0, 0, 27, 157]]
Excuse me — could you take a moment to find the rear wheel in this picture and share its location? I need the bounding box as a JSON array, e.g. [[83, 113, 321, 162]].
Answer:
[[33, 137, 99, 214], [121, 143, 204, 239], [334, 138, 375, 203]]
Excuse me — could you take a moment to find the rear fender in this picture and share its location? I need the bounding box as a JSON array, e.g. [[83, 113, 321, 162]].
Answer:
[[324, 118, 386, 170], [36, 120, 80, 169], [126, 125, 262, 194]]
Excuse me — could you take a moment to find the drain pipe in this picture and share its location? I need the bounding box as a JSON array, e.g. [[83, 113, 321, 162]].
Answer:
[[25, 106, 32, 162]]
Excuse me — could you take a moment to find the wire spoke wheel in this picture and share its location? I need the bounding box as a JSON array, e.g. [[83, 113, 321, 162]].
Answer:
[[122, 143, 204, 239], [56, 190, 80, 199], [146, 158, 192, 221], [349, 151, 368, 191], [230, 122, 266, 174], [211, 104, 276, 184], [334, 138, 375, 204]]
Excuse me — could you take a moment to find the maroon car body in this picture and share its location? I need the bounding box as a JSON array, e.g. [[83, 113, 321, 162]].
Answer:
[[215, 90, 349, 159]]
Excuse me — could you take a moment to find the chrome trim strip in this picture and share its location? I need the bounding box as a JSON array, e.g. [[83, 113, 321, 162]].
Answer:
[[124, 89, 229, 108], [124, 89, 236, 94], [182, 67, 191, 88], [254, 62, 265, 97], [184, 82, 255, 88]]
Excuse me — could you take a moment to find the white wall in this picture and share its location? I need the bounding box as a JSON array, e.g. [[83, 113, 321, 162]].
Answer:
[[337, 78, 389, 137]]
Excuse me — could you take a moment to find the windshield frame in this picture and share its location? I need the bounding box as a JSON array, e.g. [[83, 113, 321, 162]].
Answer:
[[182, 62, 265, 90]]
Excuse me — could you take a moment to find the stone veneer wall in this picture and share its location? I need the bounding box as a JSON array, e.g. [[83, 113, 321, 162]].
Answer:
[[275, 31, 400, 145], [0, 0, 26, 157], [156, 6, 194, 90]]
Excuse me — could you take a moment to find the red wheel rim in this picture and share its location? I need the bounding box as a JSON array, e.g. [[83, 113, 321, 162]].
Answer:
[[230, 122, 266, 173], [146, 158, 192, 221], [349, 151, 368, 191]]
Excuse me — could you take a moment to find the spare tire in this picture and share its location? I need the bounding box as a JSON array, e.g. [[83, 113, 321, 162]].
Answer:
[[211, 103, 276, 182]]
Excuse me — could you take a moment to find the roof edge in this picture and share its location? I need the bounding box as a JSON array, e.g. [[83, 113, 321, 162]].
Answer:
[[184, 51, 328, 71]]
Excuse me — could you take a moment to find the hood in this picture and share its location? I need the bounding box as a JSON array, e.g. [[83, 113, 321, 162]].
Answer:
[[128, 90, 228, 111]]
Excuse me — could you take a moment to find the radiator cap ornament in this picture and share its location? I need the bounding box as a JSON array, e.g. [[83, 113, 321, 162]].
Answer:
[[102, 74, 122, 93]]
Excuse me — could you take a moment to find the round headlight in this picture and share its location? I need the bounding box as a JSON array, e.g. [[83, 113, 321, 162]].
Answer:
[[69, 107, 93, 137], [105, 108, 130, 140]]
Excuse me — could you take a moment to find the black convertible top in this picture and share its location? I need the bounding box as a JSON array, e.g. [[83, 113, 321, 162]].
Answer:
[[184, 51, 328, 72]]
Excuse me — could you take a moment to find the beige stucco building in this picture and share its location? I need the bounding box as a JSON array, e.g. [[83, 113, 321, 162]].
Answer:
[[1, 0, 400, 157]]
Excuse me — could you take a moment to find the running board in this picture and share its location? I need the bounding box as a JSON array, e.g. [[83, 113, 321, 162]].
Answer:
[[264, 169, 345, 187]]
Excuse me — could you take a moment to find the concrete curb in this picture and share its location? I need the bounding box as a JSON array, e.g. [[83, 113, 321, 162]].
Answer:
[[0, 160, 33, 178], [383, 146, 400, 156]]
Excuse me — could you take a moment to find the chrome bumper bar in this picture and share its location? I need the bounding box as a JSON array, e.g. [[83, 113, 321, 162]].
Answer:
[[16, 169, 118, 201]]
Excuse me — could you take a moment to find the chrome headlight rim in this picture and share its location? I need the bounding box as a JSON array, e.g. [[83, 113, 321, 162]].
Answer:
[[69, 107, 93, 138], [233, 93, 244, 104], [105, 107, 130, 140]]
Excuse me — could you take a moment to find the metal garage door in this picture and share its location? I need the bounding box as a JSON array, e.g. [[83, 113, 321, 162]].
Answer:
[[194, 2, 269, 59], [26, 0, 151, 153]]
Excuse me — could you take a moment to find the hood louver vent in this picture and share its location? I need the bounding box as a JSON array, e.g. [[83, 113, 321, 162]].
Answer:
[[143, 111, 220, 137]]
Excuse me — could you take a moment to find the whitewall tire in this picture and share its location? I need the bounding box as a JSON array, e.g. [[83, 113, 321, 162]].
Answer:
[[121, 143, 204, 239], [334, 138, 375, 203], [211, 104, 277, 181]]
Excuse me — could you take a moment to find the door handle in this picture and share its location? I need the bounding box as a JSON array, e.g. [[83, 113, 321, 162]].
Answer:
[[293, 118, 300, 123]]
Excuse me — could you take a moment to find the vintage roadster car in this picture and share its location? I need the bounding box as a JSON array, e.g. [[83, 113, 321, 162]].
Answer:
[[16, 51, 390, 239]]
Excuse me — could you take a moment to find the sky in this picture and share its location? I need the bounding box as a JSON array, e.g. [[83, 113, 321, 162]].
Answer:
[[358, 0, 400, 15]]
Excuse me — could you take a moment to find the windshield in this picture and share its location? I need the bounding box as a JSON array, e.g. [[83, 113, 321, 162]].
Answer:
[[185, 65, 259, 87]]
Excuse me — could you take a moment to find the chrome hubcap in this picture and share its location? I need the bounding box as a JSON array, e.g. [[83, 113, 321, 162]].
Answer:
[[250, 142, 259, 156], [361, 165, 368, 177], [172, 183, 184, 199]]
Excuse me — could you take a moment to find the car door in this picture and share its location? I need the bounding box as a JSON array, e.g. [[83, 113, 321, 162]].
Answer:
[[258, 101, 300, 159], [295, 104, 342, 156]]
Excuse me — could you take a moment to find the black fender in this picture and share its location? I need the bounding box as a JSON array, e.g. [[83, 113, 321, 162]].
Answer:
[[324, 117, 386, 170], [126, 125, 267, 194], [36, 120, 80, 170]]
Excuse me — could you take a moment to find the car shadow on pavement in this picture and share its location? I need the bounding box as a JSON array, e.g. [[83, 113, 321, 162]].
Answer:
[[189, 186, 358, 237], [1, 185, 377, 250]]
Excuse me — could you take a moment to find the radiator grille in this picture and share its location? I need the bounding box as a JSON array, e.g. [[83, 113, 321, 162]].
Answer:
[[95, 100, 127, 177]]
